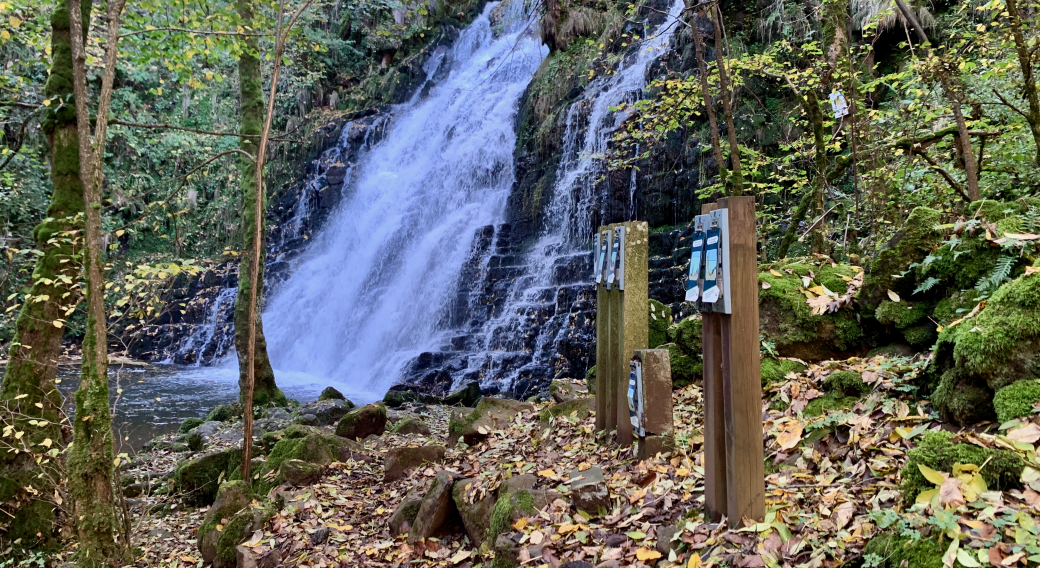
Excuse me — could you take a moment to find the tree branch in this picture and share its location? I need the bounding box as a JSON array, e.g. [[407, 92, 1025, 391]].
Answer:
[[990, 88, 1031, 120], [119, 26, 269, 39], [912, 147, 971, 202], [111, 119, 289, 141]]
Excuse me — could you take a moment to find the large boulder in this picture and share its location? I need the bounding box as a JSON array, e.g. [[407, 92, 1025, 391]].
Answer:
[[174, 447, 241, 506], [211, 502, 278, 568], [448, 397, 534, 446], [384, 445, 446, 482], [452, 477, 496, 545], [390, 417, 432, 436], [318, 386, 347, 401], [198, 481, 251, 564], [486, 475, 560, 544], [930, 272, 1040, 425], [539, 398, 593, 423], [666, 315, 701, 356], [275, 459, 323, 486], [335, 403, 387, 440], [258, 431, 364, 492], [297, 398, 354, 426], [443, 381, 482, 407], [757, 258, 863, 361], [548, 379, 587, 403], [408, 470, 461, 542]]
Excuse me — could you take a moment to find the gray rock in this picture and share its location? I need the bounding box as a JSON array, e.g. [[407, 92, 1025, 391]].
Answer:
[[452, 477, 495, 545], [388, 490, 424, 536], [293, 413, 319, 426], [186, 430, 204, 452], [562, 562, 594, 568], [570, 466, 609, 516], [198, 481, 251, 564], [264, 407, 292, 422], [408, 470, 459, 542], [443, 381, 482, 407], [390, 417, 432, 436], [655, 524, 679, 556], [448, 398, 534, 446], [384, 445, 445, 482], [311, 527, 330, 545], [335, 403, 387, 440], [236, 545, 282, 568], [276, 459, 323, 486], [298, 398, 353, 426]]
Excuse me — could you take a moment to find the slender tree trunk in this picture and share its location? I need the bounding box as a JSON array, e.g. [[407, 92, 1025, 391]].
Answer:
[[948, 89, 980, 201], [234, 0, 284, 412], [777, 87, 829, 257], [687, 3, 726, 185], [1006, 0, 1040, 166], [0, 1, 91, 550], [711, 6, 743, 195], [66, 0, 129, 565]]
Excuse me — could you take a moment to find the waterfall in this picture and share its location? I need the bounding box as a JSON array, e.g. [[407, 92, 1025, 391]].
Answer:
[[456, 0, 686, 394], [259, 0, 548, 396]]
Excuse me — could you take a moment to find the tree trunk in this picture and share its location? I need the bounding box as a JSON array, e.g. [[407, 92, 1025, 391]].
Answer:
[[1005, 0, 1040, 166], [777, 86, 829, 258], [0, 1, 90, 549], [948, 91, 980, 201], [687, 2, 726, 185], [711, 6, 743, 195], [234, 0, 284, 410], [66, 0, 129, 565]]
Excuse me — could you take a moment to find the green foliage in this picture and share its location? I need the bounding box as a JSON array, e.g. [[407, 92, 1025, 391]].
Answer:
[[862, 532, 946, 568], [178, 417, 204, 434], [802, 393, 858, 417], [901, 431, 1024, 502], [874, 301, 927, 329], [760, 357, 806, 386], [648, 299, 672, 349], [993, 380, 1040, 424]]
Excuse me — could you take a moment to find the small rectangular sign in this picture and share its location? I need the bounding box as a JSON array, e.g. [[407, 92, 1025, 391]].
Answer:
[[701, 226, 721, 304]]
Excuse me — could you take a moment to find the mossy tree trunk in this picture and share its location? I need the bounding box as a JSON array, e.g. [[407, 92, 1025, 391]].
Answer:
[[233, 0, 284, 410], [710, 6, 743, 195], [66, 0, 130, 565], [1004, 0, 1040, 167], [0, 0, 90, 549]]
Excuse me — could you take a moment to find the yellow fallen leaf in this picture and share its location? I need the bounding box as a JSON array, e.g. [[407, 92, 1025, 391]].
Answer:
[[1026, 266, 1039, 275], [449, 550, 471, 564], [775, 419, 803, 450], [180, 556, 196, 563], [512, 517, 527, 531], [537, 469, 556, 479], [688, 552, 702, 568], [769, 269, 783, 277], [636, 548, 662, 561], [242, 530, 263, 547], [887, 290, 901, 302], [918, 464, 948, 486]]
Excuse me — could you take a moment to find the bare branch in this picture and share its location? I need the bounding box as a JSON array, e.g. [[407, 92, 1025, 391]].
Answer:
[[119, 26, 269, 39], [990, 88, 1031, 120], [111, 119, 289, 141]]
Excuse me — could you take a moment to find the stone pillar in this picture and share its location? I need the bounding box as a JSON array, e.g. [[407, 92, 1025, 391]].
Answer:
[[633, 348, 674, 460]]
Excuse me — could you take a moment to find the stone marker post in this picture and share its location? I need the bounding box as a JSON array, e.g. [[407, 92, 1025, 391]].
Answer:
[[593, 221, 648, 446], [632, 349, 674, 460]]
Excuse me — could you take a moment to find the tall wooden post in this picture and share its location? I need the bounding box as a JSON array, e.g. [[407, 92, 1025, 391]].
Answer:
[[701, 197, 764, 527], [595, 227, 612, 432]]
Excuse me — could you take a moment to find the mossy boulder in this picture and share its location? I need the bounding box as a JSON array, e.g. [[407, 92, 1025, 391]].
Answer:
[[549, 379, 586, 403], [452, 478, 496, 545], [443, 381, 482, 407], [860, 206, 943, 310], [539, 398, 593, 423], [383, 445, 446, 482], [186, 430, 205, 452], [335, 403, 387, 440], [408, 470, 461, 542], [660, 343, 700, 388], [757, 259, 863, 360], [174, 447, 242, 506], [874, 300, 927, 329], [803, 394, 858, 418], [760, 357, 807, 387], [383, 386, 441, 408], [486, 476, 560, 545], [212, 502, 277, 568], [648, 299, 673, 348], [179, 417, 205, 434], [993, 379, 1040, 423], [388, 490, 424, 536], [930, 273, 1040, 425], [198, 481, 251, 564], [862, 533, 946, 568], [390, 417, 432, 436], [931, 372, 995, 425], [666, 315, 701, 356], [318, 386, 346, 401], [207, 403, 243, 423], [584, 366, 596, 394], [263, 431, 361, 476], [275, 459, 323, 486], [822, 371, 870, 398], [448, 397, 534, 446], [900, 431, 1024, 502]]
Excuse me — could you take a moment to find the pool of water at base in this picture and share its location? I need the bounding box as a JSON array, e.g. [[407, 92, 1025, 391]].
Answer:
[[53, 363, 383, 454]]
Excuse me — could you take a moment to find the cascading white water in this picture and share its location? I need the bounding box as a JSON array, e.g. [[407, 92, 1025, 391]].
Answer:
[[260, 0, 547, 397], [459, 0, 686, 391]]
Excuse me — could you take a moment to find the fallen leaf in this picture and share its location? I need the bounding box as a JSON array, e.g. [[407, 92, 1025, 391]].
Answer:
[[530, 530, 544, 545], [943, 539, 959, 568], [918, 464, 948, 485], [776, 419, 804, 450], [832, 502, 855, 530], [636, 548, 662, 561], [762, 281, 771, 290], [887, 290, 901, 302], [243, 530, 263, 548], [939, 477, 965, 508], [1006, 423, 1040, 444], [449, 550, 471, 564]]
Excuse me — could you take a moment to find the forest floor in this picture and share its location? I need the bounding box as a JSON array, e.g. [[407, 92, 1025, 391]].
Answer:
[[58, 354, 1040, 568]]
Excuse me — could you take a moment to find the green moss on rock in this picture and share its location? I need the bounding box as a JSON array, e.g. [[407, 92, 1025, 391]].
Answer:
[[539, 398, 593, 423], [660, 343, 700, 388], [178, 417, 204, 434], [931, 371, 995, 426], [487, 489, 536, 543], [862, 533, 946, 568], [207, 403, 242, 423], [803, 394, 857, 418], [648, 299, 673, 349], [823, 371, 870, 398], [874, 301, 927, 329], [993, 380, 1040, 424], [666, 316, 701, 356], [901, 431, 1024, 502], [761, 357, 807, 386], [861, 206, 943, 310]]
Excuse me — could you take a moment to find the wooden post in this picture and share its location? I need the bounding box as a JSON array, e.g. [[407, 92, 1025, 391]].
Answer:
[[595, 227, 610, 432], [717, 196, 765, 527], [700, 203, 728, 522]]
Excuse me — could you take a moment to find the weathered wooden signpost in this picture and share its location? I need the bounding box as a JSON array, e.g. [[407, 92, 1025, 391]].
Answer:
[[688, 196, 765, 527]]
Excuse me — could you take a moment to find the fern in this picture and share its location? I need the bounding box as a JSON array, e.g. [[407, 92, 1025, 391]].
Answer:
[[975, 255, 1017, 293], [1022, 206, 1040, 233], [913, 277, 940, 295]]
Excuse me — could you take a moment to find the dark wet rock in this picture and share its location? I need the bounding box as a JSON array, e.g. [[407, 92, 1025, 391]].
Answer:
[[443, 380, 482, 407], [408, 470, 460, 541], [570, 466, 609, 516], [389, 490, 424, 536], [389, 417, 432, 436], [384, 445, 446, 482]]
